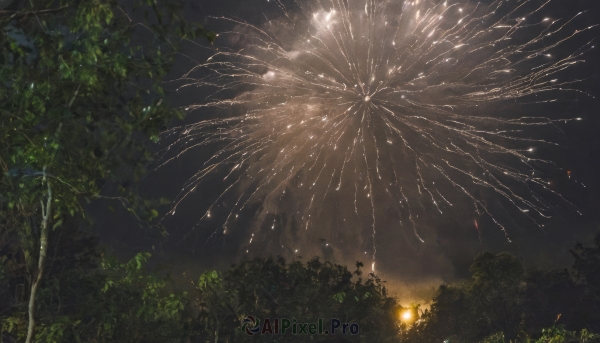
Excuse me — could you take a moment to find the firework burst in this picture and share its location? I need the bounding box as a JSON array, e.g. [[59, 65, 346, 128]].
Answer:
[[163, 0, 596, 267]]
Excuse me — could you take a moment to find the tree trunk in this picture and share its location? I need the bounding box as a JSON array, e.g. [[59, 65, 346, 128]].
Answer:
[[25, 176, 52, 343], [214, 317, 219, 343]]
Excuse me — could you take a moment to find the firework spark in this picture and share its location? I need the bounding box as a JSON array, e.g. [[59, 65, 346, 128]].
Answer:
[[163, 0, 596, 266]]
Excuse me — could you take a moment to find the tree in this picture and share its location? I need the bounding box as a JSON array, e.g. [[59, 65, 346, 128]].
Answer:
[[519, 268, 583, 335], [0, 217, 99, 342], [1, 217, 195, 342], [570, 235, 600, 332], [402, 245, 600, 343], [467, 252, 525, 340], [402, 252, 526, 342], [194, 257, 402, 342], [0, 0, 214, 341], [73, 252, 191, 343], [481, 326, 600, 343]]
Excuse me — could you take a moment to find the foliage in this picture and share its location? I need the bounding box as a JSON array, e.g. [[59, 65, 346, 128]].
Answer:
[[193, 257, 402, 342], [0, 219, 98, 342], [0, 0, 213, 340], [1, 0, 212, 230], [402, 246, 599, 343], [570, 235, 600, 332], [3, 246, 405, 342], [1, 228, 191, 343], [64, 251, 191, 343], [2, 227, 600, 342], [0, 6, 599, 341], [481, 326, 600, 343]]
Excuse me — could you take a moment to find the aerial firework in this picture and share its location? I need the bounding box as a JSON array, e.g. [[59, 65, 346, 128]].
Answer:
[[163, 0, 596, 267]]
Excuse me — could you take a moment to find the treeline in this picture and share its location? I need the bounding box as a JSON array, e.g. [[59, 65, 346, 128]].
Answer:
[[0, 219, 401, 342], [2, 224, 600, 342], [2, 0, 599, 342], [402, 236, 600, 342]]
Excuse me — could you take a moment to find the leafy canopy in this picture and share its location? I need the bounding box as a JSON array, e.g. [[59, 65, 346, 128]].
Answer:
[[1, 0, 214, 226]]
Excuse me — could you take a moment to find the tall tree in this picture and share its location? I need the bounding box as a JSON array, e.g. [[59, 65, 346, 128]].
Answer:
[[571, 235, 600, 332], [194, 257, 403, 342], [0, 0, 214, 341], [402, 247, 600, 343]]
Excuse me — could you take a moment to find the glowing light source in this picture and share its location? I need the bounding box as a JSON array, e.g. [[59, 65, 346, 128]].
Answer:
[[167, 0, 593, 264]]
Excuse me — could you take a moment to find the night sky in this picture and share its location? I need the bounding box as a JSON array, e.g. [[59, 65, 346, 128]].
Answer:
[[92, 0, 600, 302]]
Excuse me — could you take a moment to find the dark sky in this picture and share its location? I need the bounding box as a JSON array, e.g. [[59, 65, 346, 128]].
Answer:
[[92, 0, 600, 301]]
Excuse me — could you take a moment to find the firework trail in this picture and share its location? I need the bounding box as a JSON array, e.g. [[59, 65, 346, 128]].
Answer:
[[163, 0, 596, 268]]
